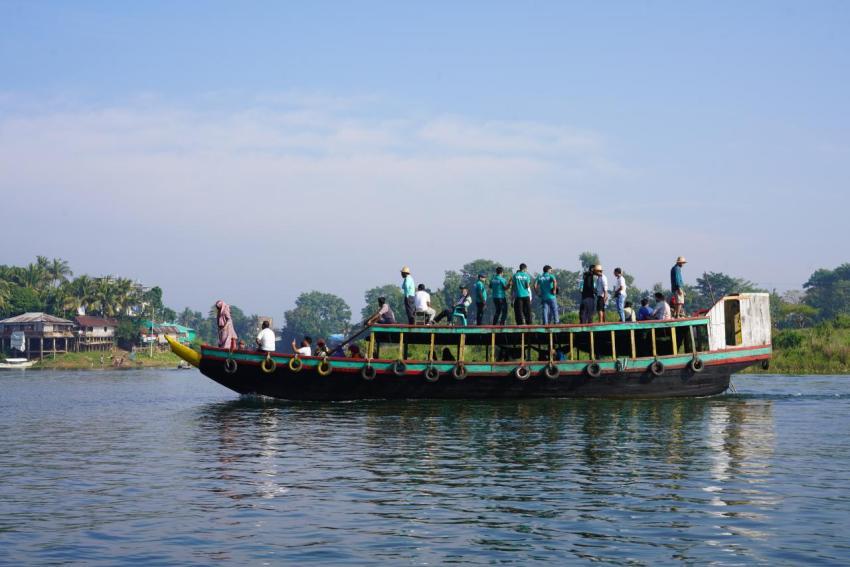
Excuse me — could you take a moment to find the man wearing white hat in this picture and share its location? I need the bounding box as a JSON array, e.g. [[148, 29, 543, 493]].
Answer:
[[671, 256, 687, 318], [400, 266, 416, 324]]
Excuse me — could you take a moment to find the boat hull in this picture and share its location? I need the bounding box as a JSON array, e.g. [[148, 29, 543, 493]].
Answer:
[[195, 352, 764, 401]]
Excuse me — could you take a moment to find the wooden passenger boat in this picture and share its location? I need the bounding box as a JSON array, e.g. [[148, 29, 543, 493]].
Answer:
[[167, 293, 772, 400]]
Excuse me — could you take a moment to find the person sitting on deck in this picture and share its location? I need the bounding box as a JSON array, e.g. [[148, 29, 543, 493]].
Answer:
[[652, 292, 672, 320], [291, 336, 312, 356], [441, 347, 455, 361], [435, 286, 473, 324], [637, 298, 653, 321], [414, 284, 436, 324], [623, 301, 637, 322], [255, 320, 276, 352], [314, 338, 330, 358], [367, 296, 396, 326], [348, 344, 364, 359]]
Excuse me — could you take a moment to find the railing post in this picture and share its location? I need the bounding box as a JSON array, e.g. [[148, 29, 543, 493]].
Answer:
[[569, 332, 575, 361], [491, 333, 496, 363], [368, 332, 375, 359], [590, 331, 595, 360], [630, 329, 636, 359], [671, 327, 678, 356], [398, 332, 404, 360], [549, 332, 554, 363], [651, 328, 657, 357], [521, 333, 525, 363], [611, 330, 617, 360], [429, 333, 435, 361]]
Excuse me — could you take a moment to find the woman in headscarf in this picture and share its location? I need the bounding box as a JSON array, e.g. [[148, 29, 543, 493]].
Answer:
[[215, 300, 238, 350]]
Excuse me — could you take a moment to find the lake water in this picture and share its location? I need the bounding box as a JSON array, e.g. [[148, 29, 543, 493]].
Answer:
[[0, 371, 848, 565]]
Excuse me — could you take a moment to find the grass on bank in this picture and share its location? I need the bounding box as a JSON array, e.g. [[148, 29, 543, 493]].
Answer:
[[33, 348, 181, 370], [747, 325, 850, 374]]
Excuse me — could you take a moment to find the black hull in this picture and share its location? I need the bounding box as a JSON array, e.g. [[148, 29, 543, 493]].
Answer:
[[197, 359, 747, 401]]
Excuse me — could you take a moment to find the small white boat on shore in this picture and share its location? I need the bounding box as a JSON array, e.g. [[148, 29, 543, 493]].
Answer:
[[0, 358, 36, 369]]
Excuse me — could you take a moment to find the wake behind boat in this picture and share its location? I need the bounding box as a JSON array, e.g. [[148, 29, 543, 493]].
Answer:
[[168, 293, 772, 401]]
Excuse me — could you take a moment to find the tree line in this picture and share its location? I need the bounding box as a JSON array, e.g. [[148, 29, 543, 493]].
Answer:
[[3, 255, 848, 349]]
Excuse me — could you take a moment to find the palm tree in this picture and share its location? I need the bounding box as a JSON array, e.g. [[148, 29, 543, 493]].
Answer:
[[0, 280, 11, 313], [48, 258, 73, 288]]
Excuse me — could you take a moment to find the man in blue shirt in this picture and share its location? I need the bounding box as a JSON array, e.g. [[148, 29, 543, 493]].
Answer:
[[637, 298, 653, 321], [400, 266, 416, 324], [670, 256, 687, 318], [490, 267, 508, 325]]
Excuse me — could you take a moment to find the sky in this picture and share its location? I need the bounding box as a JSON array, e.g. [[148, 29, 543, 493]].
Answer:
[[1, 1, 848, 319]]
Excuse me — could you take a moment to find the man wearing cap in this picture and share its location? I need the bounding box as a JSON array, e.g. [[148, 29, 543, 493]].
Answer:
[[400, 266, 416, 324], [535, 265, 559, 325], [594, 265, 609, 322], [671, 256, 687, 318], [473, 273, 488, 325], [509, 263, 533, 324]]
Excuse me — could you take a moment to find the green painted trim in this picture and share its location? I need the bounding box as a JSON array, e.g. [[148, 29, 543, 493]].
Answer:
[[201, 344, 771, 374]]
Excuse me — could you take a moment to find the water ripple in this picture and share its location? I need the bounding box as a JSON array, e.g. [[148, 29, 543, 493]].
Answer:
[[0, 372, 848, 564]]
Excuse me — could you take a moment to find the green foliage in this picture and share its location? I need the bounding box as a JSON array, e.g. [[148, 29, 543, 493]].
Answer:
[[579, 252, 600, 270], [115, 319, 142, 348], [284, 291, 352, 340], [804, 263, 850, 321], [5, 286, 42, 315], [773, 330, 803, 350]]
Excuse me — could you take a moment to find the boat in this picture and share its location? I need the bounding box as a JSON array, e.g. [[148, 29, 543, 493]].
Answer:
[[167, 293, 772, 401], [0, 358, 36, 369]]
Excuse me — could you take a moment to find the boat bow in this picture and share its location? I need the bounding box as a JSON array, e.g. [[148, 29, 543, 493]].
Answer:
[[165, 336, 201, 367]]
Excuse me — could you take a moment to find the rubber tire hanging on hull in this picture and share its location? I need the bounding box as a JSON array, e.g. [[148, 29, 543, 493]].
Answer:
[[515, 365, 531, 381], [543, 363, 559, 380], [650, 360, 665, 376], [361, 364, 377, 380], [586, 363, 601, 378], [452, 363, 467, 380], [424, 365, 440, 382]]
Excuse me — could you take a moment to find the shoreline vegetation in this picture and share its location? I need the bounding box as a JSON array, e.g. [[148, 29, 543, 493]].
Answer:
[[26, 349, 182, 370]]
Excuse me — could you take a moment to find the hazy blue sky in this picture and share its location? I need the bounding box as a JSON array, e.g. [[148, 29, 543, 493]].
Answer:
[[1, 1, 848, 318]]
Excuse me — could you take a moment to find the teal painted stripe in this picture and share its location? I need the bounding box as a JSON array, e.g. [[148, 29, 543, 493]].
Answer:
[[202, 345, 770, 374]]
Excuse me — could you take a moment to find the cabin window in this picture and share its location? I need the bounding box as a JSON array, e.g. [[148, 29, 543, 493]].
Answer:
[[724, 300, 742, 346]]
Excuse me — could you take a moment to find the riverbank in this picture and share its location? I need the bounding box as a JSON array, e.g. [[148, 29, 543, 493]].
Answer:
[[28, 349, 182, 370], [747, 326, 850, 374]]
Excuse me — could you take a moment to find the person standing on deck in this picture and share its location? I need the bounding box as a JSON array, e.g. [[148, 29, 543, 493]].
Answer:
[[474, 274, 488, 325], [215, 300, 238, 350], [594, 265, 609, 322], [509, 263, 533, 324], [579, 267, 596, 324], [400, 266, 416, 324], [255, 320, 276, 352], [535, 265, 559, 324], [490, 267, 508, 325], [612, 267, 628, 322], [671, 256, 687, 318]]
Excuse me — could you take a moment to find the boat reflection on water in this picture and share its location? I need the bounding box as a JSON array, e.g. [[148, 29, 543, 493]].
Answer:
[[193, 396, 776, 509]]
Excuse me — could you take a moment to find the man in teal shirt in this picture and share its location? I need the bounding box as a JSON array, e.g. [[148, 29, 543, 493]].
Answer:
[[535, 264, 559, 324], [490, 267, 508, 325], [473, 273, 488, 325], [509, 263, 533, 324], [400, 266, 416, 324]]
